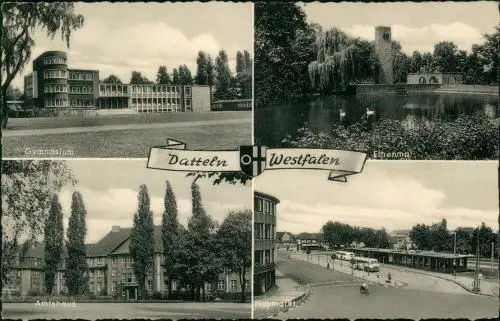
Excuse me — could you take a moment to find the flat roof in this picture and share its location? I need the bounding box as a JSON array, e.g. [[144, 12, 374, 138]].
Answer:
[[255, 191, 280, 204], [347, 247, 473, 259]]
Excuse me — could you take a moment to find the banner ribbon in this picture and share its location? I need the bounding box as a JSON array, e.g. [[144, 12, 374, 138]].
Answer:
[[148, 139, 367, 182]]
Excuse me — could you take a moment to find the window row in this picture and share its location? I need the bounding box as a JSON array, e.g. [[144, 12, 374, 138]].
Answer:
[[44, 70, 67, 79], [131, 85, 181, 94], [44, 98, 68, 107], [44, 56, 67, 65], [99, 84, 128, 94], [111, 256, 134, 268], [70, 85, 93, 94], [254, 197, 276, 215], [89, 269, 105, 278], [70, 99, 94, 107], [87, 257, 105, 266], [69, 72, 95, 81], [89, 281, 103, 293], [254, 223, 275, 240], [255, 249, 276, 266], [131, 97, 182, 105], [44, 84, 67, 93]]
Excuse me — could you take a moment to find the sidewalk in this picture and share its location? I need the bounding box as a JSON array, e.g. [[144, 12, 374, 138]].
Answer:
[[288, 252, 498, 296], [397, 267, 498, 297], [253, 270, 309, 318]]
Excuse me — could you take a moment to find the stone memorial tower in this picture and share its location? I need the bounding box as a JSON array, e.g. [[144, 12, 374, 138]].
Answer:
[[375, 26, 394, 84]]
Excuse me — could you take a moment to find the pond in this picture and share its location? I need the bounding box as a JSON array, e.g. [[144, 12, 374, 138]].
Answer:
[[254, 92, 499, 147]]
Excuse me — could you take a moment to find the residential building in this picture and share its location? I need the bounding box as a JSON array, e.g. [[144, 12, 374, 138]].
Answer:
[[4, 225, 249, 299], [389, 229, 414, 250], [253, 191, 279, 296], [276, 232, 296, 250], [23, 51, 211, 115]]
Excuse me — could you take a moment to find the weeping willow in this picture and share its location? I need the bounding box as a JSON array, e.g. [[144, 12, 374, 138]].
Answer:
[[308, 28, 361, 91]]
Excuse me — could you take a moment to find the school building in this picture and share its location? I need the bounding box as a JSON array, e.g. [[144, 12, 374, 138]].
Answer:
[[23, 51, 211, 115]]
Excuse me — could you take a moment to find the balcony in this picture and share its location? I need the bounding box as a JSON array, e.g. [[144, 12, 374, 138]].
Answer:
[[254, 262, 275, 274], [254, 239, 276, 250]]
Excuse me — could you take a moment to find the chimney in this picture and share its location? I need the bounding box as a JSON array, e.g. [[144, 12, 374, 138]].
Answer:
[[111, 225, 121, 233]]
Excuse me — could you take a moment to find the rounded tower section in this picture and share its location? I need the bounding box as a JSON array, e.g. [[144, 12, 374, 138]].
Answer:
[[34, 51, 69, 108]]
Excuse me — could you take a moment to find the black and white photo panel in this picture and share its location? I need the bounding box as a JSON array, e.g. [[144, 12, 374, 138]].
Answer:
[[2, 159, 252, 319], [252, 161, 498, 319], [254, 1, 498, 160], [3, 2, 253, 158]]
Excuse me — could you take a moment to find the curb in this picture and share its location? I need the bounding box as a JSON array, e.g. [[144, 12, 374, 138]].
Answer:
[[256, 284, 311, 318]]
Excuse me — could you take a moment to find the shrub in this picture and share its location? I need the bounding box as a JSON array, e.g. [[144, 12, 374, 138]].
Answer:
[[283, 113, 499, 160]]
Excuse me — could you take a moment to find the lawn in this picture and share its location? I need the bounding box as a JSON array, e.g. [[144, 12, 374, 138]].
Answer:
[[5, 111, 249, 131], [3, 122, 251, 158]]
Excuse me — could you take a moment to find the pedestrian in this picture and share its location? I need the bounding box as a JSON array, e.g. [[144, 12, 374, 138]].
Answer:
[[387, 272, 392, 283]]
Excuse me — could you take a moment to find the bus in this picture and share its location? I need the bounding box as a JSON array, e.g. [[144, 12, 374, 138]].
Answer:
[[353, 257, 380, 272], [335, 251, 355, 261]]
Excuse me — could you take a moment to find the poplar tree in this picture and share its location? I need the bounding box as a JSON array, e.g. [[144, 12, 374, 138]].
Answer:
[[44, 194, 64, 294], [161, 181, 179, 297], [66, 191, 89, 295], [186, 182, 219, 301], [130, 185, 154, 299], [214, 50, 232, 100]]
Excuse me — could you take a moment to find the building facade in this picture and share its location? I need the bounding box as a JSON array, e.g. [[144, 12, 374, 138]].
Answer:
[[5, 225, 249, 299], [253, 191, 279, 296], [277, 232, 297, 250], [23, 51, 211, 115]]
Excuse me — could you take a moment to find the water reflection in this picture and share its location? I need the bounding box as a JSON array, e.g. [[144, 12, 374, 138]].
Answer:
[[255, 92, 499, 147]]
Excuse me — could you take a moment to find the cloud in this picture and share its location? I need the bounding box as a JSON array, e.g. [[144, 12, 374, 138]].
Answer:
[[13, 19, 241, 88], [342, 22, 483, 54]]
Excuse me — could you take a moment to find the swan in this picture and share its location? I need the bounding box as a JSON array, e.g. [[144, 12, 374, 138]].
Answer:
[[366, 107, 375, 116]]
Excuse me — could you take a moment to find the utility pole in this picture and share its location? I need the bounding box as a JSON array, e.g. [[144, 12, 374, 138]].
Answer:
[[472, 229, 480, 293], [453, 232, 457, 255], [491, 242, 494, 275]]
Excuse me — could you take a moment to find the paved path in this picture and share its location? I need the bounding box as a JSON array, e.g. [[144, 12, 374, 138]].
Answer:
[[274, 254, 498, 319], [2, 302, 250, 320], [253, 270, 308, 318], [3, 118, 250, 137]]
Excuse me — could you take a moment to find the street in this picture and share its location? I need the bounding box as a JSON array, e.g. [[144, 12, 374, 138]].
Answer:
[[2, 302, 251, 319], [274, 255, 498, 319]]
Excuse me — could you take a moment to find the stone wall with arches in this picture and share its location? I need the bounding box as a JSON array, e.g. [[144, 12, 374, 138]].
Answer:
[[407, 73, 463, 85]]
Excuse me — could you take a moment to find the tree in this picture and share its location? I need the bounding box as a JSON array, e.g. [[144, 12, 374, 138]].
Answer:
[[195, 51, 215, 86], [410, 51, 423, 73], [214, 50, 232, 100], [186, 172, 251, 186], [178, 65, 193, 85], [2, 161, 75, 285], [236, 51, 246, 74], [392, 41, 411, 84], [129, 185, 155, 299], [216, 209, 252, 302], [156, 66, 171, 84], [1, 3, 84, 128], [410, 224, 431, 250], [130, 71, 152, 85], [243, 50, 252, 73], [184, 182, 219, 301], [44, 194, 64, 294], [6, 85, 23, 100], [65, 191, 89, 295], [255, 2, 311, 107], [161, 181, 179, 297], [454, 228, 472, 254], [476, 27, 499, 84], [102, 75, 122, 84], [172, 68, 180, 85], [433, 41, 458, 73], [471, 223, 496, 257]]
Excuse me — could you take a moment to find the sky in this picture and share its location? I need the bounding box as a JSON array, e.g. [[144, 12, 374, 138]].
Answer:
[[301, 1, 498, 55], [255, 161, 498, 234], [57, 160, 251, 243], [13, 2, 253, 89]]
